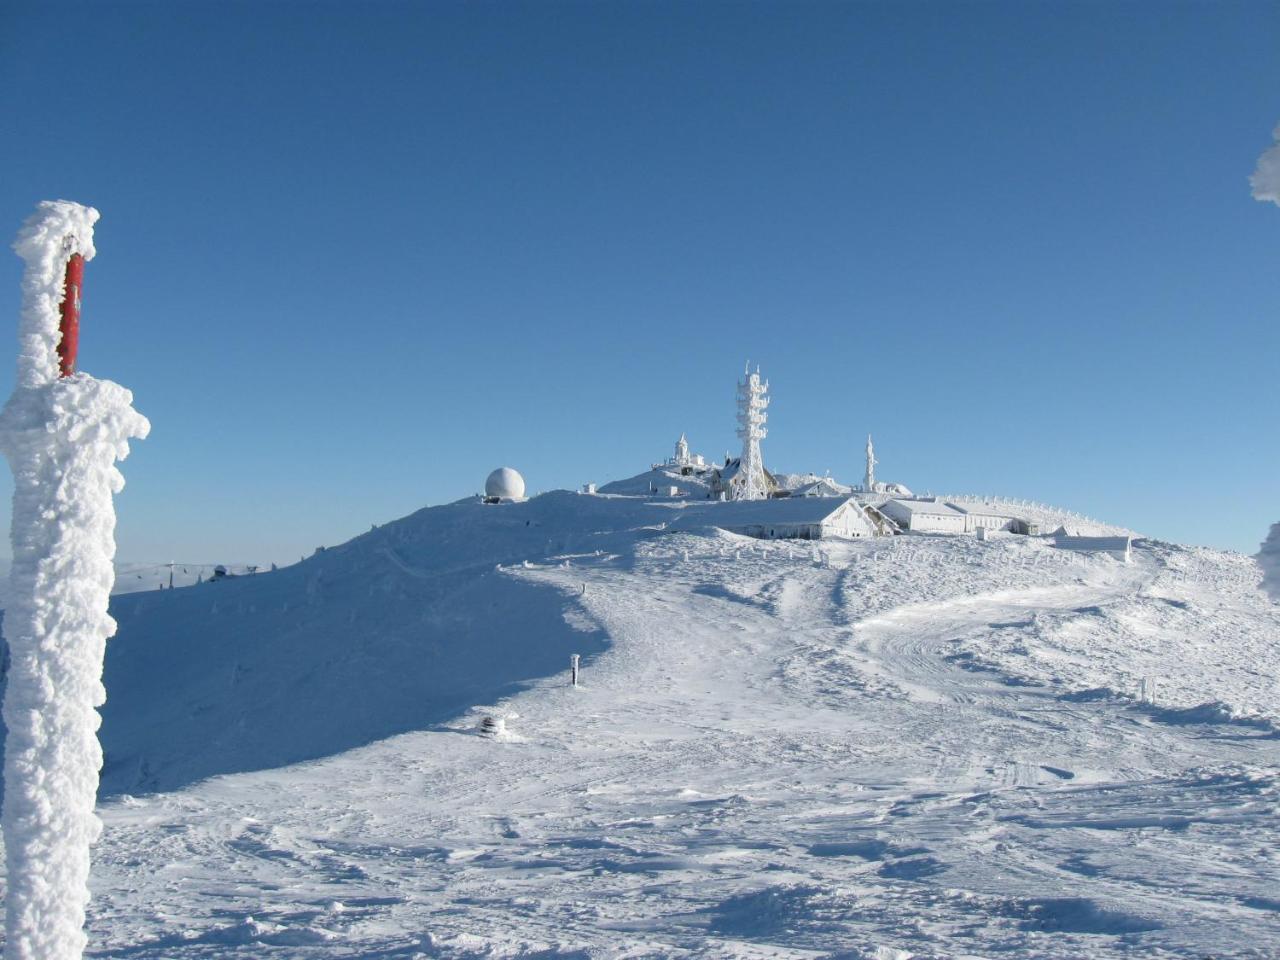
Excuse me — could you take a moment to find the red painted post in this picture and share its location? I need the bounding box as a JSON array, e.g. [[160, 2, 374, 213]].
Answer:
[[58, 252, 83, 377]]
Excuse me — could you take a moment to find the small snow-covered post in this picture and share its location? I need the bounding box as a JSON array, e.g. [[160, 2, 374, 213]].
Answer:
[[0, 202, 149, 960], [570, 653, 580, 686], [1140, 677, 1159, 705]]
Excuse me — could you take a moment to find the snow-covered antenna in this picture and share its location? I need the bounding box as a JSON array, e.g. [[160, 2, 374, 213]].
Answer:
[[733, 363, 770, 500], [0, 201, 149, 960], [864, 433, 878, 493]]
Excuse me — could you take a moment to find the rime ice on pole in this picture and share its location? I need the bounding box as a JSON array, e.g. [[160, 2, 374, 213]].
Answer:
[[0, 201, 149, 960]]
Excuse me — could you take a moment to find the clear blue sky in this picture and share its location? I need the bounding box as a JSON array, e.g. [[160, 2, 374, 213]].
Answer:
[[2, 1, 1277, 562]]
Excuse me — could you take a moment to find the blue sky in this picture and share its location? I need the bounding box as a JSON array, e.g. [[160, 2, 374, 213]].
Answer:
[[1, 1, 1277, 562]]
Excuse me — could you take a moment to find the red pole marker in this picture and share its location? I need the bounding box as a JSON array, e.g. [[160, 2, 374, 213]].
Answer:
[[58, 252, 83, 377]]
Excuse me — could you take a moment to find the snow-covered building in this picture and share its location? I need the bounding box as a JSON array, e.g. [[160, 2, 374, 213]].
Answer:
[[794, 477, 851, 498], [879, 498, 968, 534], [673, 497, 877, 541], [710, 457, 782, 500], [947, 502, 1019, 534], [1054, 533, 1133, 562], [657, 433, 708, 473]]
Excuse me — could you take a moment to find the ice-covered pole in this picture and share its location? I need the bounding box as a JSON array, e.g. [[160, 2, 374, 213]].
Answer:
[[0, 201, 149, 960]]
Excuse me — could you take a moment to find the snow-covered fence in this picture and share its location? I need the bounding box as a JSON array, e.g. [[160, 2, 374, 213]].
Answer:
[[0, 202, 149, 960], [930, 493, 1129, 536]]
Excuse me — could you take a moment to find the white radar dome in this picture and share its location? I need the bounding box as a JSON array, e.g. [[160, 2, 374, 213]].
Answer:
[[485, 467, 526, 501]]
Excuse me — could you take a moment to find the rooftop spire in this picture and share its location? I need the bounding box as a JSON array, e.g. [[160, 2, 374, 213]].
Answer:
[[864, 433, 878, 493]]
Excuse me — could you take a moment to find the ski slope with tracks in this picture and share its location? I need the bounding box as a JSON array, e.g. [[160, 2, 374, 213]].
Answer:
[[3, 492, 1277, 959]]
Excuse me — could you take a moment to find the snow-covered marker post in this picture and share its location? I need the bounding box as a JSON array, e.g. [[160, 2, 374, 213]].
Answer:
[[0, 201, 149, 960], [570, 653, 580, 687]]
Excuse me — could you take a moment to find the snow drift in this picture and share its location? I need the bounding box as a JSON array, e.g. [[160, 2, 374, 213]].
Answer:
[[86, 493, 668, 795]]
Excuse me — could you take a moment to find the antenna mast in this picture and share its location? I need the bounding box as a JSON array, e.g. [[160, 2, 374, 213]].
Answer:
[[734, 364, 769, 500]]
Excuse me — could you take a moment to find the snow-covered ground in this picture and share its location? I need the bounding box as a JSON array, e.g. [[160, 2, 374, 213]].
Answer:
[[0, 560, 276, 607], [2, 490, 1278, 958]]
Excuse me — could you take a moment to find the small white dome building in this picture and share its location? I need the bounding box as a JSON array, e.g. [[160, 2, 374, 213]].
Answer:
[[485, 467, 526, 502]]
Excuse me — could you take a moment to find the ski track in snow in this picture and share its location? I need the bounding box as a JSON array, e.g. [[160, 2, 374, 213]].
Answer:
[[3, 517, 1278, 959]]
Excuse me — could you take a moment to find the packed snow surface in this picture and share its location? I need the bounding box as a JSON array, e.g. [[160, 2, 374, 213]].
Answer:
[[1, 491, 1277, 958]]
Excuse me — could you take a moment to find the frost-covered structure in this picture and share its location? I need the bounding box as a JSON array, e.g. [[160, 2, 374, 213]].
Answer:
[[653, 433, 710, 475], [857, 434, 911, 496], [1, 201, 149, 960], [1258, 523, 1280, 601], [671, 495, 877, 540], [864, 434, 877, 493], [732, 365, 770, 501], [793, 476, 851, 498], [484, 466, 525, 502], [1252, 123, 1280, 206], [672, 432, 705, 468]]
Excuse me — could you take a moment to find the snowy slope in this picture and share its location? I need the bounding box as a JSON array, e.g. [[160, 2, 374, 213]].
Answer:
[[89, 492, 675, 795], [0, 559, 270, 607], [1, 491, 1278, 958], [111, 561, 273, 594]]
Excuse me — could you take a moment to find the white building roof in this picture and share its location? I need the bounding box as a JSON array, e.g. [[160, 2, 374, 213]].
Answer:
[[794, 477, 852, 497], [947, 501, 1017, 519], [883, 498, 964, 517], [670, 496, 863, 530]]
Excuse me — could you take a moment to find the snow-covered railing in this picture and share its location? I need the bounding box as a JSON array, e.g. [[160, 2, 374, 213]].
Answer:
[[923, 493, 1132, 535]]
